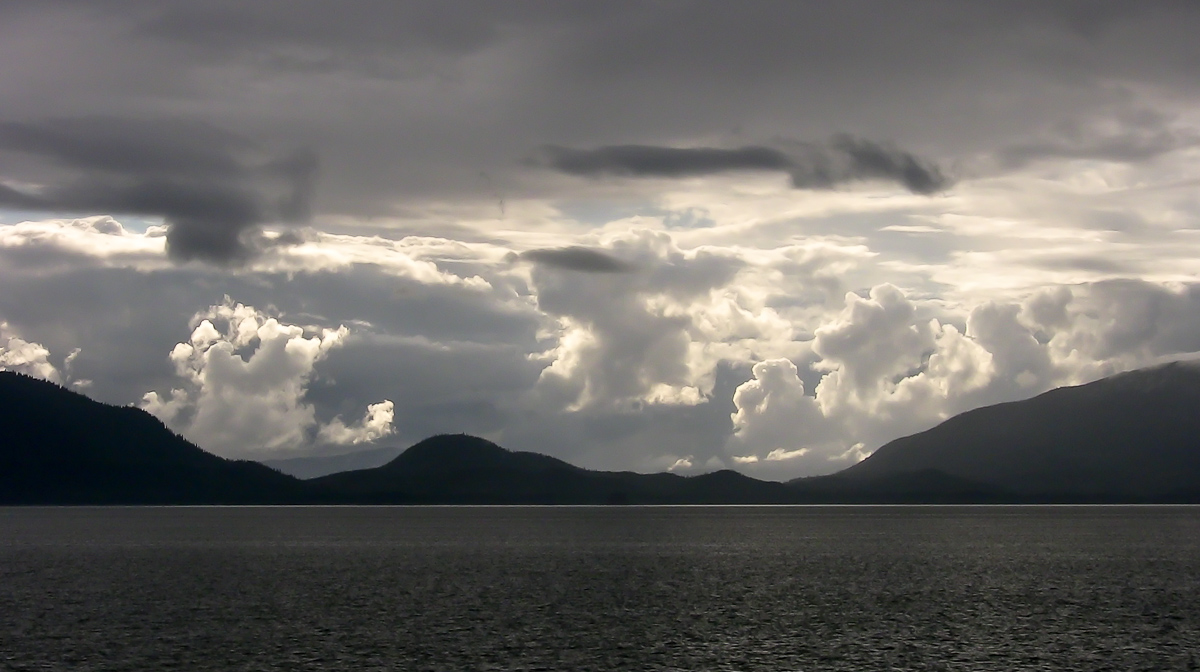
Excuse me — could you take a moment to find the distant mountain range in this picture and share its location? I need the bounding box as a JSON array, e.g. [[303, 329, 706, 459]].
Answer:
[[308, 434, 797, 504], [264, 444, 403, 479], [3, 362, 1200, 504]]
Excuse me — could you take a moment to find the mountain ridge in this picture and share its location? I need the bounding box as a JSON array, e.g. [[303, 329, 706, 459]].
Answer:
[[308, 434, 800, 504], [263, 444, 403, 479], [0, 372, 306, 504], [838, 360, 1200, 499], [4, 362, 1200, 503]]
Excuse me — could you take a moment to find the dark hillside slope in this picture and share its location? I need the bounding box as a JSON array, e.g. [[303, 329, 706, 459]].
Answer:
[[838, 361, 1200, 499], [0, 372, 306, 503], [12, 361, 1200, 504]]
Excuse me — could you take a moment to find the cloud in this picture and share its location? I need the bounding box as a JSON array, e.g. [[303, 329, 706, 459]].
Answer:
[[0, 117, 317, 264], [2, 0, 1199, 487], [317, 399, 395, 446], [540, 145, 793, 178], [824, 135, 950, 194], [997, 112, 1199, 168], [1018, 280, 1200, 376], [9, 211, 1200, 478], [725, 278, 1200, 477], [536, 136, 951, 194], [0, 216, 167, 270], [726, 358, 844, 477], [726, 285, 998, 474], [140, 298, 392, 458], [0, 214, 496, 291], [808, 285, 1004, 443], [966, 302, 1056, 393], [5, 1, 1200, 222], [812, 284, 938, 396], [0, 321, 62, 383], [528, 230, 746, 410], [520, 246, 635, 273], [667, 456, 694, 472]]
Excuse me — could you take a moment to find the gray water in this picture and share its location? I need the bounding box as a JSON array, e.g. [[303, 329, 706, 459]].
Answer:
[[2, 506, 1199, 671]]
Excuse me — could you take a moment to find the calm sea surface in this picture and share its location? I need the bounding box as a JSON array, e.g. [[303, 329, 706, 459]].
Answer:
[[2, 506, 1199, 671]]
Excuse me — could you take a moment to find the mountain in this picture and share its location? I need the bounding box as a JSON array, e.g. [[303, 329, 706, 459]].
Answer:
[[833, 361, 1200, 500], [0, 373, 799, 504], [0, 371, 307, 504], [263, 444, 404, 479], [7, 361, 1200, 504], [309, 434, 799, 504]]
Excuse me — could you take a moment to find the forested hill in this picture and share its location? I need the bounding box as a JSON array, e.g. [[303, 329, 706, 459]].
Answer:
[[834, 361, 1200, 500], [0, 372, 305, 504], [6, 362, 1200, 504]]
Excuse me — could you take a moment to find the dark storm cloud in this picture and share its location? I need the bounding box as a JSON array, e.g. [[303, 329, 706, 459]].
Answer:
[[0, 117, 317, 264], [520, 246, 636, 273], [541, 145, 793, 178], [538, 137, 951, 194], [826, 135, 950, 194], [4, 2, 1199, 215]]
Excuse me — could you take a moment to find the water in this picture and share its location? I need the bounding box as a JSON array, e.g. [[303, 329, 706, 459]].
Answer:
[[2, 506, 1199, 671]]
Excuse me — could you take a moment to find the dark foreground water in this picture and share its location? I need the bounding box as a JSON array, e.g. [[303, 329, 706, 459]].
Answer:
[[2, 506, 1199, 671]]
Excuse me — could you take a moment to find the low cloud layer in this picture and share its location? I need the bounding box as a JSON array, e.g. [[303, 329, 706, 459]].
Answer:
[[0, 117, 316, 264], [538, 136, 951, 194]]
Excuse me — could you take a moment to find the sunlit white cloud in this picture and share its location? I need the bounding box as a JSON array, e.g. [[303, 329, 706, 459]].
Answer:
[[0, 321, 62, 383], [317, 399, 396, 446], [140, 298, 393, 458], [724, 278, 1200, 479]]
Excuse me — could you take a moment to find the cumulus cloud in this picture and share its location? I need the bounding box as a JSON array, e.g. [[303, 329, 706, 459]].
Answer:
[[0, 322, 62, 383], [0, 117, 316, 264], [726, 359, 845, 476], [317, 399, 396, 445], [537, 136, 951, 194], [725, 278, 1200, 478], [809, 285, 1004, 443], [1011, 280, 1200, 380], [140, 298, 393, 458], [966, 302, 1056, 392], [727, 286, 1001, 475], [7, 216, 1200, 479], [529, 229, 747, 410], [812, 284, 937, 397]]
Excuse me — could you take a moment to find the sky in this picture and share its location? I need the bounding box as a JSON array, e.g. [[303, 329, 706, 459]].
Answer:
[[2, 1, 1200, 480]]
